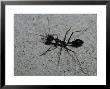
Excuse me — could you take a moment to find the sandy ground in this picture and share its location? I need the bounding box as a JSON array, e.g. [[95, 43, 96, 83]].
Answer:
[[14, 14, 97, 76]]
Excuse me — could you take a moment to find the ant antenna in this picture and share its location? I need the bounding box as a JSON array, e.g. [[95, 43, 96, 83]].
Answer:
[[63, 26, 72, 41], [35, 33, 46, 37]]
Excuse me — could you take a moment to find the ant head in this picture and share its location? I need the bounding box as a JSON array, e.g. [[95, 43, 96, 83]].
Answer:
[[40, 34, 54, 45], [46, 34, 54, 41]]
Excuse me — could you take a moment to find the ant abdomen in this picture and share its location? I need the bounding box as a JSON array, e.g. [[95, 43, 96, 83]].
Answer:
[[71, 39, 84, 48]]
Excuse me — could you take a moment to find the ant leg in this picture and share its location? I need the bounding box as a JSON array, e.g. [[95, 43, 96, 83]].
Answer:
[[47, 17, 51, 32], [39, 46, 52, 56], [67, 30, 83, 43], [65, 48, 76, 63], [47, 17, 49, 25], [63, 26, 72, 41], [65, 47, 88, 75], [67, 29, 87, 43], [67, 32, 74, 43], [57, 47, 63, 66], [39, 46, 57, 56]]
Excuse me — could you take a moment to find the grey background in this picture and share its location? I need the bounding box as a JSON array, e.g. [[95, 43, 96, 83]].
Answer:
[[14, 14, 97, 76], [0, 0, 108, 86]]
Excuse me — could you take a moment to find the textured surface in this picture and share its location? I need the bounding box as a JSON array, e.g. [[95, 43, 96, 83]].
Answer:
[[14, 14, 97, 76]]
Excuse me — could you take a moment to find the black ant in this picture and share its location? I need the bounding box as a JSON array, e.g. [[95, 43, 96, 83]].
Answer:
[[36, 26, 88, 75]]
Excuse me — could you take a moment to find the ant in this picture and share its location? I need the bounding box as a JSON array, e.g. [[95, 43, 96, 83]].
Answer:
[[36, 26, 88, 75]]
